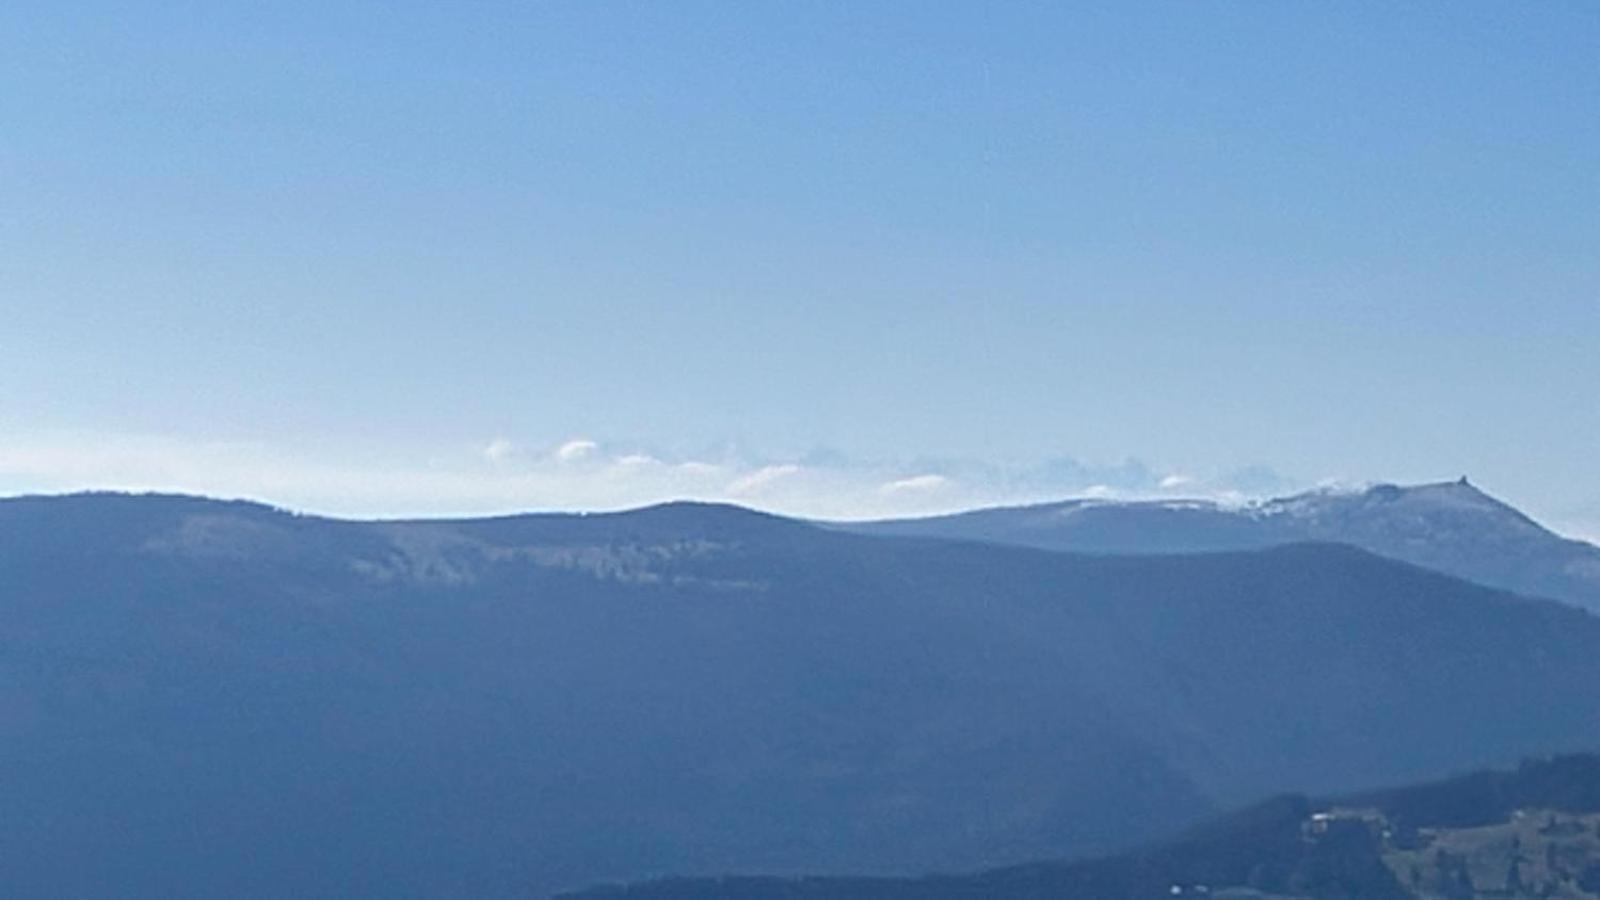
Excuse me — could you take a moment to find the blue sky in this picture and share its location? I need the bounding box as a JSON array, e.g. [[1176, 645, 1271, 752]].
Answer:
[[2, 2, 1597, 531]]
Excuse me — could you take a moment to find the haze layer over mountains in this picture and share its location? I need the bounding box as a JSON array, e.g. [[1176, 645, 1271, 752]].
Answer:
[[2, 482, 1599, 897]]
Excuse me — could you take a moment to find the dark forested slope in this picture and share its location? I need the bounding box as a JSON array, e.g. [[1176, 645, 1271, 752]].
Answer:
[[566, 755, 1600, 900]]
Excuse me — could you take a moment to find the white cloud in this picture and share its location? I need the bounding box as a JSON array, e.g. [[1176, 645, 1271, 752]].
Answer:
[[555, 439, 598, 462], [483, 438, 514, 464], [880, 473, 950, 495], [1159, 473, 1193, 490], [727, 464, 801, 496]]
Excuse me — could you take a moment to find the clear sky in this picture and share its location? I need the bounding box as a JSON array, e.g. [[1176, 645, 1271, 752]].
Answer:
[[2, 2, 1597, 532]]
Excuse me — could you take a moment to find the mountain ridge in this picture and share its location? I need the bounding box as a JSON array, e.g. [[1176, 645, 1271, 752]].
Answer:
[[842, 479, 1600, 613]]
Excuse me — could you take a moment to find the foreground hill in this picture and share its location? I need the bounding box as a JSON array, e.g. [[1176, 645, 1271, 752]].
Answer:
[[565, 754, 1600, 899], [4, 494, 1600, 896], [845, 480, 1600, 613]]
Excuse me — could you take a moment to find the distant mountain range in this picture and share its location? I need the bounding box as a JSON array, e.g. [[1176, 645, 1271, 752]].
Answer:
[[564, 753, 1600, 899], [3, 490, 1600, 896], [845, 479, 1600, 613]]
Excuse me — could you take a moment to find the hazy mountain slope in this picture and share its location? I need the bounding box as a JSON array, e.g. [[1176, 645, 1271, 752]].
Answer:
[[4, 494, 1600, 897], [564, 755, 1600, 900], [845, 480, 1600, 613], [0, 494, 1204, 898]]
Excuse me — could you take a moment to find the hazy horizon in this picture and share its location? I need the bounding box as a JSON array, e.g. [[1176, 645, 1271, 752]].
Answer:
[[8, 467, 1600, 552]]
